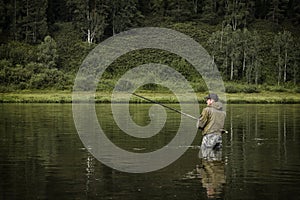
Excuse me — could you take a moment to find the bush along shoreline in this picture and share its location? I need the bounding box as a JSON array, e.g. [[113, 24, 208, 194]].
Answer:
[[1, 88, 300, 104]]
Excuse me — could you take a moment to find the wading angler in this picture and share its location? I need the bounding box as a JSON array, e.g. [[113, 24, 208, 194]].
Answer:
[[197, 93, 226, 154]]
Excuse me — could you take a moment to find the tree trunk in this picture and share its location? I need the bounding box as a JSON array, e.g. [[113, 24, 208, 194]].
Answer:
[[230, 59, 234, 80], [293, 62, 297, 85], [243, 50, 246, 73], [277, 55, 281, 86], [112, 2, 116, 35], [25, 0, 29, 43], [13, 0, 17, 40], [87, 29, 91, 43], [220, 23, 224, 49], [192, 0, 198, 14], [255, 59, 259, 85], [284, 49, 287, 82]]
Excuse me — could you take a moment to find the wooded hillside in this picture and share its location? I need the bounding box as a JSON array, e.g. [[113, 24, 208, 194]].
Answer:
[[0, 0, 299, 91]]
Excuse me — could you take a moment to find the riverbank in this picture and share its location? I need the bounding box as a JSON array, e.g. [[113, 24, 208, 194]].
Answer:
[[1, 90, 300, 104]]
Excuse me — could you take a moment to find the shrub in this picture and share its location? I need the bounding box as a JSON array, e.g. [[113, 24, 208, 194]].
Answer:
[[242, 85, 260, 93], [294, 87, 300, 93], [225, 84, 241, 93], [193, 83, 207, 92], [0, 85, 13, 92], [29, 68, 71, 89], [269, 86, 288, 92]]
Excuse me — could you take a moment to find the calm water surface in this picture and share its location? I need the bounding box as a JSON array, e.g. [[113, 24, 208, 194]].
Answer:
[[0, 104, 300, 200]]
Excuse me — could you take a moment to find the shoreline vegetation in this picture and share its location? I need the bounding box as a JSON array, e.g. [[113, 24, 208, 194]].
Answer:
[[1, 90, 300, 104]]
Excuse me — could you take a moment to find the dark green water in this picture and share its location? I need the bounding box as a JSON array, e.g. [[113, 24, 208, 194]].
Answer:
[[0, 104, 300, 200]]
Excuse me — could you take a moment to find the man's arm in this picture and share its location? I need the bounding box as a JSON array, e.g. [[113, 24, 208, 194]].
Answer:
[[197, 108, 209, 129]]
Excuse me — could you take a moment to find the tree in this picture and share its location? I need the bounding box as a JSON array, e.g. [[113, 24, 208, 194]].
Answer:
[[217, 24, 243, 80], [267, 0, 289, 24], [166, 0, 193, 21], [149, 0, 193, 21], [240, 28, 251, 77], [208, 31, 222, 64], [247, 30, 262, 84], [201, 0, 218, 24], [272, 31, 293, 85], [228, 29, 242, 80], [291, 43, 300, 85], [7, 0, 20, 41], [224, 0, 252, 30], [66, 0, 108, 43], [17, 0, 48, 43], [221, 24, 232, 78], [84, 0, 107, 43], [290, 0, 300, 24], [281, 31, 293, 83], [0, 0, 5, 36], [37, 36, 58, 68], [46, 0, 68, 24], [192, 0, 199, 14], [291, 1, 300, 24], [109, 0, 142, 35]]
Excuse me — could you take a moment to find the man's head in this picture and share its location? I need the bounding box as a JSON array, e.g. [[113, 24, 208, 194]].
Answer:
[[205, 93, 219, 105]]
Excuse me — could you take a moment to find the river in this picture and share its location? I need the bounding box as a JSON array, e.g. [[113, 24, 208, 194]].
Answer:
[[0, 104, 300, 200]]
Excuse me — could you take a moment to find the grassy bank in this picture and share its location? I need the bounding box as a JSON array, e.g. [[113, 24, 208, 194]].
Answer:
[[1, 90, 300, 104]]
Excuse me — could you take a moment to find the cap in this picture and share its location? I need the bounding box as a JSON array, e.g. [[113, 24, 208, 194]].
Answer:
[[205, 93, 219, 102]]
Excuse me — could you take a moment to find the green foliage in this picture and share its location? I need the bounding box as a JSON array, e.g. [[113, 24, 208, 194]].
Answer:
[[0, 60, 73, 90], [1, 41, 37, 64], [109, 0, 143, 35], [272, 30, 294, 84], [12, 0, 48, 43], [267, 0, 289, 24], [65, 0, 108, 43], [37, 36, 59, 68], [224, 0, 254, 30], [52, 22, 95, 72], [0, 0, 299, 92], [191, 82, 208, 92], [225, 82, 260, 93], [225, 84, 241, 93], [242, 85, 260, 93], [264, 85, 288, 92], [28, 68, 71, 89], [294, 87, 300, 93]]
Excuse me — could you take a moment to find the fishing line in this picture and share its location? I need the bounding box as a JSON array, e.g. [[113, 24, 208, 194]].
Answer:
[[100, 81, 199, 121]]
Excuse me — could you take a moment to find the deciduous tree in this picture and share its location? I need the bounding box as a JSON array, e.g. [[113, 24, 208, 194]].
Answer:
[[37, 35, 58, 68], [272, 30, 293, 85]]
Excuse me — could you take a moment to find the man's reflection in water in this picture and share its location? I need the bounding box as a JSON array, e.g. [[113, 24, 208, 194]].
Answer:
[[183, 148, 225, 199], [198, 147, 226, 199]]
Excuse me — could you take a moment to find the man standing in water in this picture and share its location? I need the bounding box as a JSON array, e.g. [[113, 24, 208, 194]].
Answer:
[[197, 93, 226, 151]]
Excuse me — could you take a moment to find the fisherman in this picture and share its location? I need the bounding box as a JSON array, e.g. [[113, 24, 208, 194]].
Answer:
[[197, 93, 226, 151]]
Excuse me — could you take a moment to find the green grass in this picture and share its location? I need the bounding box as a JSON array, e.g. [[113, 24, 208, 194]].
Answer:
[[1, 90, 300, 104], [225, 92, 300, 104]]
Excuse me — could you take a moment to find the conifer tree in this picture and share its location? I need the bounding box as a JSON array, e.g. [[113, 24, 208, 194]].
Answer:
[[0, 0, 5, 35], [201, 0, 217, 24], [267, 0, 289, 24], [109, 0, 142, 35], [18, 0, 48, 43]]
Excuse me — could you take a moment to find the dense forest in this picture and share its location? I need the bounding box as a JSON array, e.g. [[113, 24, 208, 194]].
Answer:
[[0, 0, 299, 92]]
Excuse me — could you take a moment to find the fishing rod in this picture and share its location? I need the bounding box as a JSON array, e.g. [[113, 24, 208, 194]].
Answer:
[[101, 81, 199, 121], [131, 92, 198, 120]]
